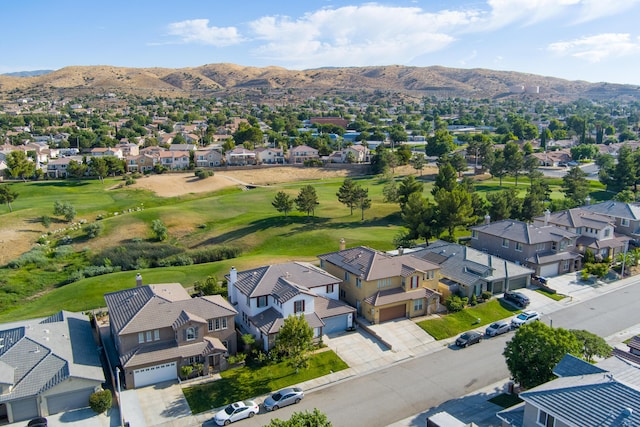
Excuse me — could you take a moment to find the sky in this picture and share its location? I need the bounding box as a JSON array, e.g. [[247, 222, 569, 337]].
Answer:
[[3, 0, 640, 85]]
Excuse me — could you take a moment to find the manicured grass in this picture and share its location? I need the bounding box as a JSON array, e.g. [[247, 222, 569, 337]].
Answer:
[[489, 393, 523, 408], [182, 350, 348, 414], [535, 289, 566, 301], [416, 299, 521, 340]]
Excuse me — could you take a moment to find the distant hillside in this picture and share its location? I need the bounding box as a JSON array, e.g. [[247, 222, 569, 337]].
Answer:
[[2, 69, 54, 77], [0, 64, 639, 103]]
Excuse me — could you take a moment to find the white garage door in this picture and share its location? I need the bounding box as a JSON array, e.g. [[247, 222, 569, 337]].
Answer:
[[133, 362, 177, 388], [539, 263, 558, 278], [10, 398, 38, 422]]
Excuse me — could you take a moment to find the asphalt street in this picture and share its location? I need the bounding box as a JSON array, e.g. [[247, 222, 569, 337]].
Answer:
[[239, 277, 640, 427]]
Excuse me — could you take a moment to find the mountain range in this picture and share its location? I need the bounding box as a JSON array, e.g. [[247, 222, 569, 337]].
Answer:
[[1, 64, 639, 103]]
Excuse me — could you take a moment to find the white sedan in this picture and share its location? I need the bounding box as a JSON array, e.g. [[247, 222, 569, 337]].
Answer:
[[213, 401, 259, 426], [511, 310, 541, 328]]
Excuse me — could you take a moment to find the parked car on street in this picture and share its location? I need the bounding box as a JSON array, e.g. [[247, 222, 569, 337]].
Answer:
[[455, 331, 483, 347], [214, 401, 259, 426], [511, 311, 540, 328], [485, 320, 511, 337], [531, 275, 548, 286], [263, 387, 304, 411], [503, 291, 530, 308]]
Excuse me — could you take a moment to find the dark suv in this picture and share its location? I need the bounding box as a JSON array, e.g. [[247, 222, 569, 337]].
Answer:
[[503, 291, 530, 308]]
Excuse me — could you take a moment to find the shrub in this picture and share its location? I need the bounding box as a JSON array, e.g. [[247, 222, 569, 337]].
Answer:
[[195, 169, 214, 179], [41, 215, 51, 228], [470, 294, 478, 306], [151, 219, 168, 241], [180, 365, 193, 380], [227, 353, 247, 365], [93, 242, 183, 270], [188, 246, 241, 264], [125, 177, 136, 186], [89, 389, 112, 414], [156, 254, 194, 267], [85, 222, 103, 238], [445, 295, 468, 313], [481, 291, 493, 301]]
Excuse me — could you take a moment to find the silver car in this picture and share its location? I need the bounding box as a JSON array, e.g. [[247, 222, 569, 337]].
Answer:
[[485, 320, 510, 337], [263, 387, 304, 411]]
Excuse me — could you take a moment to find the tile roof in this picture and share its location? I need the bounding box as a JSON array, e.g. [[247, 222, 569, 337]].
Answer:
[[471, 219, 577, 244], [582, 201, 640, 221], [363, 287, 436, 306], [411, 241, 534, 287], [121, 336, 226, 368], [553, 354, 607, 377], [249, 309, 324, 336], [0, 311, 103, 402], [229, 262, 340, 298], [313, 295, 356, 319], [104, 284, 237, 336], [317, 246, 440, 281], [537, 208, 614, 229]]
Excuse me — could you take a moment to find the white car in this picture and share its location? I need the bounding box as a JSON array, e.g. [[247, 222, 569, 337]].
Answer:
[[213, 401, 259, 426], [485, 320, 511, 337], [511, 310, 540, 328]]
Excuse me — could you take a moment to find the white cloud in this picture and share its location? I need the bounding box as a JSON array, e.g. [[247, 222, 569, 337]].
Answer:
[[167, 19, 244, 47], [548, 33, 640, 62], [573, 0, 640, 24], [246, 4, 479, 68]]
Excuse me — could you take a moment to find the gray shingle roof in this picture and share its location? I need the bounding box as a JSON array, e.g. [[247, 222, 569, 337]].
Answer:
[[318, 246, 440, 281], [537, 208, 614, 229], [249, 309, 324, 336], [412, 241, 534, 287], [471, 219, 577, 243], [582, 201, 640, 220], [363, 287, 436, 306], [228, 262, 341, 298], [0, 311, 104, 402], [553, 354, 607, 377], [313, 295, 355, 319], [121, 336, 226, 368]]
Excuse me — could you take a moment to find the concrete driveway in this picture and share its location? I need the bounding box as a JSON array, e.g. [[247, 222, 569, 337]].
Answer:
[[121, 380, 192, 427]]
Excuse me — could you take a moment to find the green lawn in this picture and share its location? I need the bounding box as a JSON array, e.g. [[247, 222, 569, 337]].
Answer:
[[535, 289, 566, 301], [182, 350, 348, 414], [416, 299, 521, 340]]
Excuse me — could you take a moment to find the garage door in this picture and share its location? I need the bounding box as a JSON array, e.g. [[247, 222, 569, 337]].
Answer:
[[507, 276, 527, 290], [133, 362, 177, 388], [379, 304, 406, 322], [47, 388, 94, 414], [10, 398, 38, 422], [323, 315, 347, 335], [539, 263, 558, 278]]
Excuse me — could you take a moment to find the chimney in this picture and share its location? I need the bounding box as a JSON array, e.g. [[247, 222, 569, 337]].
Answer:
[[484, 214, 491, 225], [135, 273, 143, 287], [585, 196, 591, 206], [544, 209, 551, 226], [398, 246, 404, 255], [228, 267, 237, 304], [339, 238, 346, 251]]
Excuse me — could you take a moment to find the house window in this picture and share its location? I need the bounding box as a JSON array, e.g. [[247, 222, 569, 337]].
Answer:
[[146, 331, 152, 342], [327, 284, 334, 293], [622, 218, 630, 227], [515, 242, 523, 252], [536, 243, 545, 252], [356, 278, 362, 288], [537, 409, 556, 427], [377, 278, 391, 288], [340, 289, 346, 298], [344, 271, 350, 281], [186, 327, 196, 341], [502, 238, 509, 248], [575, 227, 582, 234], [604, 229, 610, 237], [208, 319, 214, 331], [551, 242, 557, 251], [294, 300, 305, 313], [138, 332, 144, 344], [413, 299, 423, 311], [410, 276, 419, 289], [214, 318, 227, 331], [257, 296, 268, 307], [472, 230, 478, 239], [563, 260, 570, 271], [154, 329, 160, 341]]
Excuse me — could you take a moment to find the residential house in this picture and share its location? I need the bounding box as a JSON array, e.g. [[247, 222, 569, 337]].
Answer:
[[194, 148, 223, 168], [125, 153, 158, 173], [159, 150, 190, 170], [469, 219, 581, 277], [89, 147, 123, 159], [410, 240, 535, 298], [169, 143, 197, 152], [317, 245, 441, 323], [288, 145, 319, 164], [45, 156, 83, 178], [226, 262, 355, 351], [0, 311, 105, 423], [104, 279, 237, 389], [581, 201, 640, 244], [342, 145, 370, 163], [116, 142, 140, 157], [498, 354, 640, 427], [255, 147, 285, 164], [225, 147, 256, 166], [533, 208, 630, 262]]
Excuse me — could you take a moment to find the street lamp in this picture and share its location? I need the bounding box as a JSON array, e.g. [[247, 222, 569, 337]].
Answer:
[[115, 366, 124, 427]]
